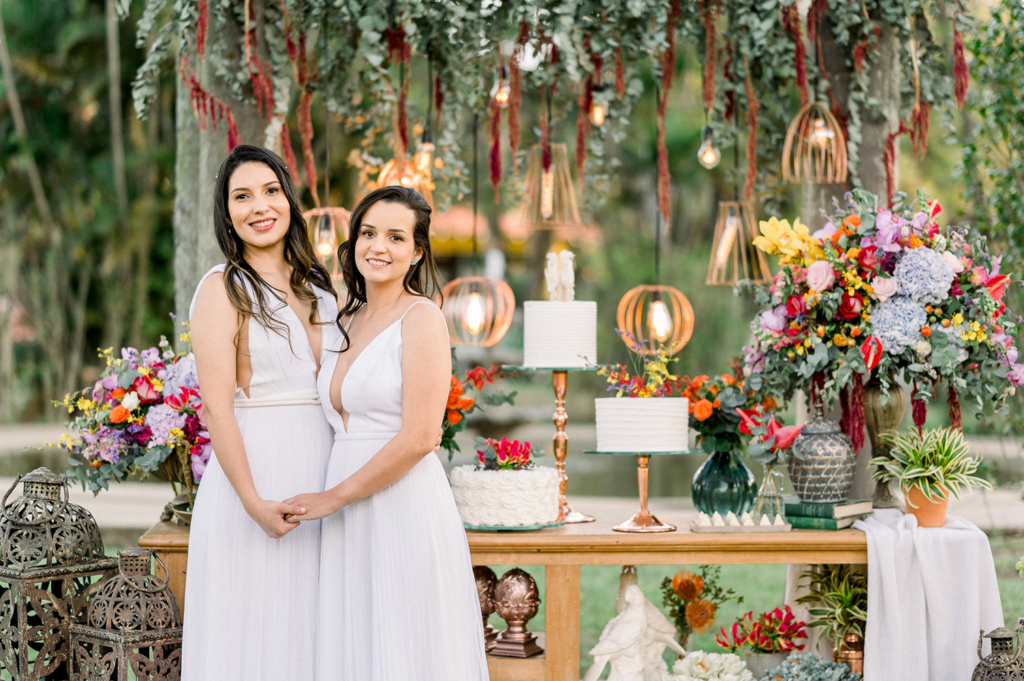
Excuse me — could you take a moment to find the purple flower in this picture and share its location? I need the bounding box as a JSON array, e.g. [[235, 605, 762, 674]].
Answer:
[[191, 441, 212, 482], [743, 346, 764, 365], [911, 211, 928, 233], [759, 306, 788, 333], [161, 357, 198, 397], [1009, 365, 1024, 387], [875, 211, 904, 253], [145, 404, 187, 446], [812, 221, 837, 241]]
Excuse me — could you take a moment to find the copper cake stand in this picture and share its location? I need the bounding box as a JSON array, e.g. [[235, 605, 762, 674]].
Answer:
[[584, 450, 700, 532], [503, 365, 598, 524]]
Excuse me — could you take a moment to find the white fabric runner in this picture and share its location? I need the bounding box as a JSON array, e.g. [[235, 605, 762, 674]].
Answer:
[[853, 509, 1004, 681]]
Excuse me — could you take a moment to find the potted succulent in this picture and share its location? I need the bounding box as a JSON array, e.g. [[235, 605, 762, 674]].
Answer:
[[797, 564, 867, 673], [757, 652, 863, 681], [716, 605, 807, 678], [870, 427, 992, 527]]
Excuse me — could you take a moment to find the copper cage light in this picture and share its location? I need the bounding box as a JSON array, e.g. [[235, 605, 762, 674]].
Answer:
[[706, 200, 772, 286], [519, 144, 582, 230], [781, 102, 849, 185], [616, 285, 695, 356], [440, 277, 516, 348], [304, 206, 351, 283]]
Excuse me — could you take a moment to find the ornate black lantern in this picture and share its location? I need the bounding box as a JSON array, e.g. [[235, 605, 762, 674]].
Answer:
[[972, 624, 1024, 681], [70, 546, 182, 680], [0, 467, 117, 680]]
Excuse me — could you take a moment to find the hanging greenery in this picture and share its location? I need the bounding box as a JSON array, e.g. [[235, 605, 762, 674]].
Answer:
[[126, 0, 968, 215]]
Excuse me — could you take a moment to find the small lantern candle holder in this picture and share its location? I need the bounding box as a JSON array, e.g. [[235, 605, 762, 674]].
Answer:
[[473, 566, 499, 651], [70, 546, 183, 681], [491, 568, 543, 658], [0, 468, 117, 680], [972, 626, 1024, 681]]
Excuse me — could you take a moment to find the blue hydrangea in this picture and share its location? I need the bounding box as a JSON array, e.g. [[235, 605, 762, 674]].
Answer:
[[894, 247, 954, 305], [871, 296, 928, 354]]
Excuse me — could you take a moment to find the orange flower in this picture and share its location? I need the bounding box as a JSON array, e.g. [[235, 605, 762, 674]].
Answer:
[[708, 385, 719, 396], [690, 376, 708, 391], [816, 326, 826, 337], [672, 570, 704, 601], [110, 387, 126, 400], [721, 374, 737, 387], [920, 326, 932, 338], [693, 399, 715, 422], [850, 327, 862, 337], [907, 235, 925, 249], [449, 376, 465, 395], [90, 460, 102, 468], [685, 598, 718, 634], [713, 398, 721, 409], [109, 405, 130, 424], [843, 215, 861, 229], [762, 397, 778, 412], [447, 409, 463, 425], [460, 397, 475, 410], [942, 319, 951, 327], [447, 391, 462, 409]]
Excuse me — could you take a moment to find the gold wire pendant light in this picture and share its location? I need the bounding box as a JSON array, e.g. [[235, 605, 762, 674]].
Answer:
[[616, 285, 694, 356], [304, 207, 351, 283], [441, 112, 515, 347], [519, 144, 582, 230], [706, 200, 771, 286], [781, 102, 848, 184]]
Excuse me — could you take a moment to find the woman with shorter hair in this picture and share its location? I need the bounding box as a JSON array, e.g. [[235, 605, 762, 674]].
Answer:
[[182, 145, 337, 679], [285, 186, 489, 679]]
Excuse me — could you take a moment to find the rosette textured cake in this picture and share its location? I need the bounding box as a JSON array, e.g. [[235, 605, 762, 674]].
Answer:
[[450, 466, 561, 527]]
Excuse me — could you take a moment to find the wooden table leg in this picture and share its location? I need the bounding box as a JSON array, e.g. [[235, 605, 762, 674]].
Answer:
[[545, 564, 581, 681]]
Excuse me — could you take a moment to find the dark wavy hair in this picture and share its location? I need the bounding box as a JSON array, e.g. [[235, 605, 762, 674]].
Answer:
[[336, 186, 442, 351], [212, 144, 335, 341]]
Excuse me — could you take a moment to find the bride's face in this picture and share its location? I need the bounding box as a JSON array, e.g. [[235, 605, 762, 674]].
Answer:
[[227, 162, 291, 251], [354, 201, 422, 287]]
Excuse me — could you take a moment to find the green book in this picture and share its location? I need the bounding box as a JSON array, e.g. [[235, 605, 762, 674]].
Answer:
[[788, 515, 860, 530], [784, 497, 872, 520]]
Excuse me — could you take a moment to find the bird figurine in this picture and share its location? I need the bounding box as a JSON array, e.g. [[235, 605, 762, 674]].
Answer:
[[584, 584, 648, 681], [616, 566, 639, 614], [558, 250, 576, 302], [544, 252, 563, 301]]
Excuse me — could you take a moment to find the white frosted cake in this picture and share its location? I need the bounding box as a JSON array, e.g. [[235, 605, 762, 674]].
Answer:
[[523, 300, 597, 368], [450, 465, 561, 527], [594, 397, 689, 452]]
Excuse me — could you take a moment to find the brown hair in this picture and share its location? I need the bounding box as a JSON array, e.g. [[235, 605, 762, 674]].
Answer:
[[336, 186, 442, 351], [212, 145, 335, 342]]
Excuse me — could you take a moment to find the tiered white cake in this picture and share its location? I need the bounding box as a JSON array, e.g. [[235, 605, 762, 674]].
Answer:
[[523, 301, 597, 368], [522, 249, 597, 368], [594, 397, 690, 452], [450, 466, 561, 527]]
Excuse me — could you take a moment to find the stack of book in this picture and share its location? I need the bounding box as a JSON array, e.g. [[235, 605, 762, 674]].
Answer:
[[784, 498, 873, 530]]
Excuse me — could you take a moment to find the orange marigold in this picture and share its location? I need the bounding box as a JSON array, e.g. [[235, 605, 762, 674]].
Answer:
[[685, 598, 718, 634], [843, 214, 861, 229], [447, 409, 463, 425], [672, 570, 704, 601], [693, 399, 715, 422]]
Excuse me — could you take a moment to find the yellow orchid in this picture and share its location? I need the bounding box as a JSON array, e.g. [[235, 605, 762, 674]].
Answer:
[[752, 217, 822, 266]]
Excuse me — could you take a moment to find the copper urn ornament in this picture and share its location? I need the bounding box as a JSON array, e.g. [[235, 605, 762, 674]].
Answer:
[[971, 624, 1024, 681], [70, 546, 183, 680], [474, 566, 499, 651], [491, 568, 543, 658], [0, 468, 117, 680]]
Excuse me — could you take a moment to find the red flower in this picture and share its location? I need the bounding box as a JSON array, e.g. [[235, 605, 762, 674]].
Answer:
[[986, 274, 1010, 302], [857, 246, 880, 270], [465, 365, 497, 391], [838, 292, 865, 319], [786, 295, 805, 317], [767, 416, 803, 451], [736, 408, 762, 435], [861, 335, 883, 371]]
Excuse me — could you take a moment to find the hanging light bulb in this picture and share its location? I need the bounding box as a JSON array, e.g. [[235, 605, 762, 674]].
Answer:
[[490, 65, 510, 108], [697, 125, 721, 169], [617, 285, 694, 356], [589, 85, 607, 126], [540, 170, 555, 219], [315, 214, 336, 258], [808, 117, 835, 149], [714, 206, 740, 267], [648, 296, 673, 343], [464, 292, 486, 335], [414, 129, 435, 176]]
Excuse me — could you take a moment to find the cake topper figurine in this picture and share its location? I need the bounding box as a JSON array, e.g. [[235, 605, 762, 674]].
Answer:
[[544, 250, 576, 302]]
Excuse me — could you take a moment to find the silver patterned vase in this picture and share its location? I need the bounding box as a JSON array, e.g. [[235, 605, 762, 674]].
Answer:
[[788, 403, 856, 503]]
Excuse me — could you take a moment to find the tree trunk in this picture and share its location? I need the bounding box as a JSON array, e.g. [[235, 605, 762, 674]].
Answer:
[[0, 237, 17, 423]]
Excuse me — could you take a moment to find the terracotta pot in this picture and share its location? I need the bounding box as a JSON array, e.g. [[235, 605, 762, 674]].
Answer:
[[905, 486, 949, 527]]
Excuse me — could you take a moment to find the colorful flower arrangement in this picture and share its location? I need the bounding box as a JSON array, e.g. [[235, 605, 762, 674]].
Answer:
[[54, 330, 211, 495], [599, 329, 682, 397], [474, 437, 537, 470], [716, 605, 808, 654], [746, 189, 1021, 447], [441, 352, 516, 459], [660, 566, 743, 649], [679, 361, 778, 456]]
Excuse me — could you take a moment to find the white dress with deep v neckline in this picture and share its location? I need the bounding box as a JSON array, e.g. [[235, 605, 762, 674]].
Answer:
[[316, 300, 489, 680], [182, 264, 337, 680]]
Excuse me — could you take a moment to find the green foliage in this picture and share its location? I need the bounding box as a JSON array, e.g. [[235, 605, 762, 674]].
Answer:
[[870, 427, 993, 505], [760, 652, 862, 681], [796, 564, 867, 646]]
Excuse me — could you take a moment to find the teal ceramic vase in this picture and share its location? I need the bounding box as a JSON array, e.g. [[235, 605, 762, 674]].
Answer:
[[691, 450, 756, 516]]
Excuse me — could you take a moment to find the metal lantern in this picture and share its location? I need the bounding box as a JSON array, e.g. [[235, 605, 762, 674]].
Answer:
[[70, 547, 182, 681], [473, 566, 498, 651], [781, 102, 849, 185], [788, 403, 857, 503], [971, 625, 1024, 681], [616, 285, 694, 356], [519, 144, 582, 230], [706, 201, 772, 287], [491, 568, 543, 658], [440, 276, 516, 347], [0, 468, 117, 680], [304, 206, 351, 283], [376, 152, 434, 209]]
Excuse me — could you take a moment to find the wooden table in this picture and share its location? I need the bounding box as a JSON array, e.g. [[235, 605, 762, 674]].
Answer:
[[139, 514, 867, 681]]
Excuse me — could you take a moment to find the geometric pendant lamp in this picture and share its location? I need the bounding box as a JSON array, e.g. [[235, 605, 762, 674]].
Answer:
[[616, 284, 695, 356], [518, 144, 582, 230], [781, 102, 848, 185], [705, 200, 771, 286], [440, 276, 516, 347]]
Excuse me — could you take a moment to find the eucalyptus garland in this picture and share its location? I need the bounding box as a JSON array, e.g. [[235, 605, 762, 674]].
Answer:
[[126, 0, 968, 214]]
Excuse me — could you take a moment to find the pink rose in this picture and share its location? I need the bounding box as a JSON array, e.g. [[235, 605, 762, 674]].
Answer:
[[942, 251, 965, 274], [872, 275, 898, 302], [806, 260, 835, 292]]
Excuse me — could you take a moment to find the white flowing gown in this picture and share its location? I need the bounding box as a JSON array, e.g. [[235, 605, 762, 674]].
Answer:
[[316, 301, 489, 680], [182, 264, 337, 680]]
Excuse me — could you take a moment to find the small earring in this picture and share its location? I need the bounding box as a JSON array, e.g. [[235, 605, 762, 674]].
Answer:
[[412, 258, 421, 265]]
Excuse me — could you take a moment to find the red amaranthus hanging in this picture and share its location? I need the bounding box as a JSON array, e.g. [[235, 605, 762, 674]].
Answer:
[[179, 57, 241, 152]]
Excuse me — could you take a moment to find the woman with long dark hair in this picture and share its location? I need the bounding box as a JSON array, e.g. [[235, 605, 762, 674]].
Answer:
[[182, 145, 338, 679], [285, 186, 489, 679]]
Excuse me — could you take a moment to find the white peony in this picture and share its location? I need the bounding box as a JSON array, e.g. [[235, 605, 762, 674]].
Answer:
[[120, 392, 140, 412], [942, 250, 965, 274], [913, 339, 932, 358], [663, 651, 754, 681]]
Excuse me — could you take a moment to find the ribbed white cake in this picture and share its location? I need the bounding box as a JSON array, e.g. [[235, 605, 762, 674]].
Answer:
[[594, 397, 689, 452], [450, 465, 561, 527], [523, 301, 597, 368]]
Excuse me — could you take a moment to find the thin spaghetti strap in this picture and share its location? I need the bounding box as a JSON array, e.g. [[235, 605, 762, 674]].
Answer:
[[188, 264, 227, 321], [399, 299, 449, 341]]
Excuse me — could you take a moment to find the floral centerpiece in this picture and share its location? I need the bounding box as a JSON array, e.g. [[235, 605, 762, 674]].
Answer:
[[717, 605, 808, 677], [54, 331, 210, 498], [441, 352, 516, 459], [661, 650, 753, 681], [660, 566, 743, 650], [746, 190, 1021, 450]]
